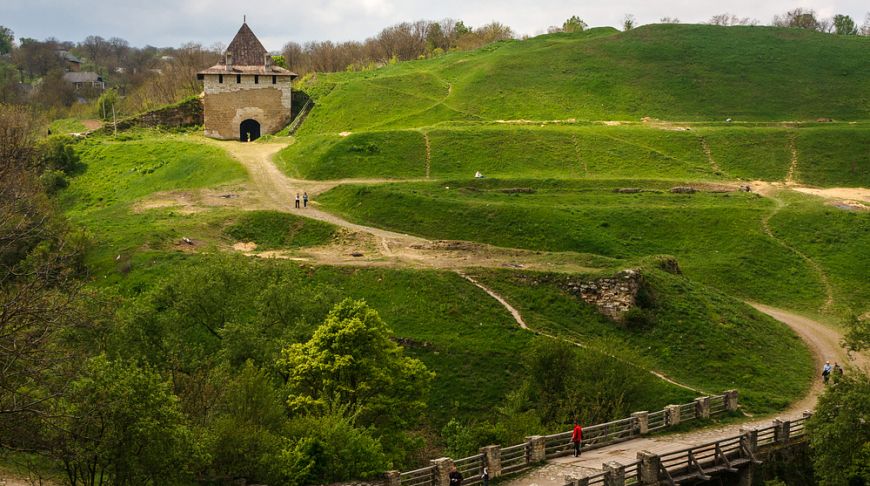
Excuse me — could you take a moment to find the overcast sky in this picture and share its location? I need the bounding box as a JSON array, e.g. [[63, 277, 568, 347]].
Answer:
[[2, 0, 868, 50]]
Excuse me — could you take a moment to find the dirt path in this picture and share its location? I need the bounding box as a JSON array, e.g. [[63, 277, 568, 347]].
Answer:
[[757, 189, 835, 313], [183, 139, 859, 416], [502, 304, 867, 486]]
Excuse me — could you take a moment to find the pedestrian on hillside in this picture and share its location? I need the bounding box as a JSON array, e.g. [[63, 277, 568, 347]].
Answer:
[[303, 192, 309, 208], [833, 362, 844, 381], [481, 466, 489, 486], [572, 420, 583, 458], [448, 465, 463, 486], [295, 193, 300, 209], [822, 360, 832, 384]]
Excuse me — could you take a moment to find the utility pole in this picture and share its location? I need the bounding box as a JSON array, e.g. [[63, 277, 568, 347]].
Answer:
[[112, 102, 117, 136]]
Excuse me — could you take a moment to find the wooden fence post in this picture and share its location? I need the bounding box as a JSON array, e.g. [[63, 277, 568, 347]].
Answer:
[[773, 419, 791, 444], [480, 445, 501, 478], [632, 411, 649, 435], [637, 451, 661, 486]]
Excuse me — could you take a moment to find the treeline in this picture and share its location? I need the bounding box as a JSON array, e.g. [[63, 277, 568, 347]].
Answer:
[[281, 19, 513, 74]]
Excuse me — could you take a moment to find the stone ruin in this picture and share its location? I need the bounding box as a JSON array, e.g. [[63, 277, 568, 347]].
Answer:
[[562, 269, 643, 321]]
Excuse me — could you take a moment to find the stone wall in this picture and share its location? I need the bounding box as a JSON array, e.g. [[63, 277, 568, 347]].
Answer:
[[202, 73, 292, 140], [96, 96, 203, 134], [561, 269, 643, 320]]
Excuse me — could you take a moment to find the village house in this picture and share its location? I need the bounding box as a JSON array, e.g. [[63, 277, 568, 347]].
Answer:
[[197, 22, 297, 141]]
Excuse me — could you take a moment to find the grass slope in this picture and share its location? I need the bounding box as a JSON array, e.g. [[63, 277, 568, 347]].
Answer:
[[471, 265, 814, 413], [297, 24, 870, 133], [318, 179, 833, 313], [61, 131, 248, 268], [279, 124, 867, 187]]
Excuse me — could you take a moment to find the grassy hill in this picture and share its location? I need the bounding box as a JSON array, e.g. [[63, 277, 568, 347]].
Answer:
[[295, 24, 870, 135]]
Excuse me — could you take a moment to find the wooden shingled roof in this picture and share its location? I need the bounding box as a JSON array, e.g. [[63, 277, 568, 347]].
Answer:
[[225, 23, 268, 66], [198, 22, 297, 77]]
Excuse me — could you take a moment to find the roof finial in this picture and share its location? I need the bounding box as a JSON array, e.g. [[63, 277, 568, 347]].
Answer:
[[243, 14, 246, 23]]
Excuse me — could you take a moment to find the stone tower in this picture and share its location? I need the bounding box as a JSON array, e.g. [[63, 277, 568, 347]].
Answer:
[[198, 22, 297, 141]]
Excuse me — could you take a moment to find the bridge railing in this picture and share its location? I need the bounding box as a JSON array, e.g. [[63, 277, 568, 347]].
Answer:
[[384, 390, 740, 486], [562, 411, 814, 486]]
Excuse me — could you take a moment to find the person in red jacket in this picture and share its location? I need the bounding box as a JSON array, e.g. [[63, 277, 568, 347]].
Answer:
[[572, 421, 583, 457]]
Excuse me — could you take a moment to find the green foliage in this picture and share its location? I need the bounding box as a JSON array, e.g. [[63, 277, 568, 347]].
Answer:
[[563, 16, 588, 33], [0, 26, 12, 55], [39, 169, 68, 194], [225, 210, 336, 249], [36, 135, 81, 174], [806, 372, 870, 485], [441, 418, 477, 458], [833, 15, 858, 35], [278, 299, 435, 430], [96, 88, 121, 121], [272, 55, 289, 68], [281, 406, 390, 483], [54, 356, 203, 486], [207, 362, 291, 484], [842, 315, 869, 354]]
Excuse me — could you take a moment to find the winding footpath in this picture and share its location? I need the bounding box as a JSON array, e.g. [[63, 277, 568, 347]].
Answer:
[[201, 140, 865, 484]]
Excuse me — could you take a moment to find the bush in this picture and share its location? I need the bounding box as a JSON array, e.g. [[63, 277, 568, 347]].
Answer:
[[36, 135, 80, 174], [39, 169, 68, 194]]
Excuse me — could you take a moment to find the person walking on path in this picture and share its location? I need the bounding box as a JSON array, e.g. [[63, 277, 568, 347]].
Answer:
[[303, 192, 309, 208], [833, 362, 844, 381], [295, 193, 300, 209], [822, 360, 832, 384], [572, 420, 583, 458], [448, 465, 463, 486]]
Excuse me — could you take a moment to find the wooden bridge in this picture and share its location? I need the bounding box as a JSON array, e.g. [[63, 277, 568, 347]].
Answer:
[[383, 390, 811, 486]]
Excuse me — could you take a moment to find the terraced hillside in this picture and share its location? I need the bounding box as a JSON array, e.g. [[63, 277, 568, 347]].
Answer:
[[50, 23, 868, 477]]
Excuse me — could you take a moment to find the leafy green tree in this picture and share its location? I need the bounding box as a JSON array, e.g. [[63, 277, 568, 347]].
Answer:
[[562, 16, 588, 33], [623, 14, 636, 31], [271, 55, 288, 68], [52, 356, 204, 486], [280, 405, 389, 484], [832, 14, 858, 35], [0, 26, 13, 55], [277, 299, 434, 430], [207, 361, 289, 484], [806, 372, 870, 485], [36, 135, 80, 174], [842, 314, 869, 354]]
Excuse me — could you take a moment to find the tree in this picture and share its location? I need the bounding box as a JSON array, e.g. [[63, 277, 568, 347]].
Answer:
[[271, 55, 288, 69], [862, 13, 870, 35], [806, 373, 870, 485], [842, 314, 869, 354], [50, 356, 204, 486], [562, 16, 587, 33], [773, 8, 820, 30], [660, 17, 680, 24], [277, 299, 433, 430], [709, 13, 756, 26], [832, 14, 858, 35], [623, 14, 636, 31], [0, 26, 13, 55]]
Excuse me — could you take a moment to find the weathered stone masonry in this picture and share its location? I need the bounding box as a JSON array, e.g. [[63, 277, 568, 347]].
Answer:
[[201, 75, 292, 139]]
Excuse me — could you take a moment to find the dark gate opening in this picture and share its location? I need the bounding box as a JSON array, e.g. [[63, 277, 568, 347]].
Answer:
[[240, 119, 261, 142]]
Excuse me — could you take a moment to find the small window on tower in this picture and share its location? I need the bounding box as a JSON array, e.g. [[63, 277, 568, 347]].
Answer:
[[254, 75, 259, 84], [218, 74, 223, 83], [272, 75, 277, 84], [236, 74, 241, 84]]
